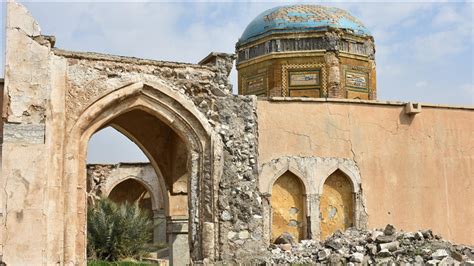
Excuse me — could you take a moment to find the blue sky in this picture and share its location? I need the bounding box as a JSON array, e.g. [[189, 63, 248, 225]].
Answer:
[[1, 1, 473, 163]]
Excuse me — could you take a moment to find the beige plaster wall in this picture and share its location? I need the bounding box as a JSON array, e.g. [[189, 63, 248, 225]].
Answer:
[[257, 99, 474, 245], [1, 2, 67, 264]]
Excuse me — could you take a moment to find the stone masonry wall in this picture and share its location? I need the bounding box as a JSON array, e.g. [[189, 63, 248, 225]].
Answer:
[[53, 48, 266, 262], [213, 96, 264, 261], [2, 2, 265, 263]]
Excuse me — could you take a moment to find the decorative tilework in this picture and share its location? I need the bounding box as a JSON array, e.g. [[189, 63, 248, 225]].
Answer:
[[239, 5, 370, 45], [282, 63, 326, 97]]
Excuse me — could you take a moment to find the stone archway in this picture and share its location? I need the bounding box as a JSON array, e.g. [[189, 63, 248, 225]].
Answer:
[[62, 82, 221, 264], [108, 178, 154, 217], [108, 176, 166, 245]]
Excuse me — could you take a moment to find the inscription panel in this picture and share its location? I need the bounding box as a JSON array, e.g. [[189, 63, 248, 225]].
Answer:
[[244, 73, 267, 96], [345, 71, 368, 91], [289, 71, 320, 87], [282, 64, 326, 97]]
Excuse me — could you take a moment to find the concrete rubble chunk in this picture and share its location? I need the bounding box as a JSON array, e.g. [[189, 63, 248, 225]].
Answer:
[[376, 234, 397, 243], [379, 241, 400, 252], [422, 230, 434, 240], [318, 248, 331, 261], [378, 248, 392, 257], [384, 224, 396, 236], [350, 252, 364, 263], [432, 249, 449, 260], [370, 230, 384, 242], [427, 259, 440, 265], [415, 255, 424, 264], [367, 243, 377, 255], [439, 256, 455, 266], [415, 232, 424, 240]]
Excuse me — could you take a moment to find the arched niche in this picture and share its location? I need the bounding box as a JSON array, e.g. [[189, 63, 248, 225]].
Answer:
[[107, 178, 160, 244], [271, 171, 307, 243], [108, 178, 154, 216], [102, 170, 165, 214], [320, 169, 354, 240], [62, 82, 222, 264]]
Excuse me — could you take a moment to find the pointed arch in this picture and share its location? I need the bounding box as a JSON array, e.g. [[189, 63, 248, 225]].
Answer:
[[106, 124, 168, 212], [104, 174, 164, 212], [271, 171, 307, 242], [317, 165, 361, 195], [62, 81, 222, 264], [259, 157, 310, 195], [319, 168, 355, 239]]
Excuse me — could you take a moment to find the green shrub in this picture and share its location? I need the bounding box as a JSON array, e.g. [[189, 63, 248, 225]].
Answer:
[[87, 198, 153, 261]]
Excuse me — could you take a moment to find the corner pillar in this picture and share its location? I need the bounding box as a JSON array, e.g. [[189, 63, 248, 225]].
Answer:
[[324, 52, 341, 98]]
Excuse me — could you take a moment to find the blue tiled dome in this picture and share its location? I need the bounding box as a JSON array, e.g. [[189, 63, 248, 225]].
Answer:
[[238, 5, 370, 45]]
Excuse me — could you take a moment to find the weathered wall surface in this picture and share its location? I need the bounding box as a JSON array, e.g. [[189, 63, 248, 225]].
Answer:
[[257, 98, 474, 245], [57, 50, 264, 262], [1, 2, 67, 265], [1, 2, 265, 264], [213, 96, 265, 261], [0, 79, 3, 165]]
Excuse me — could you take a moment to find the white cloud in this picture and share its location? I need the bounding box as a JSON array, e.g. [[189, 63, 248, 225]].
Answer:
[[412, 27, 472, 62], [415, 81, 428, 88], [432, 5, 466, 26], [343, 2, 433, 31]]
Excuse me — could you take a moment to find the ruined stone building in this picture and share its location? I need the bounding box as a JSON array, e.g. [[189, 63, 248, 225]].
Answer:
[[1, 2, 473, 265]]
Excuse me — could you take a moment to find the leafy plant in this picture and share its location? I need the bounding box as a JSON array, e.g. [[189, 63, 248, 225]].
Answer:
[[87, 198, 153, 261]]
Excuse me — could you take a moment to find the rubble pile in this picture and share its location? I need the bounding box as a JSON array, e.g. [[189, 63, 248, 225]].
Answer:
[[269, 225, 474, 265]]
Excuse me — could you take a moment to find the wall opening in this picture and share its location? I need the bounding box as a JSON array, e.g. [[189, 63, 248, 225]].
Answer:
[[271, 171, 306, 242], [108, 179, 154, 242], [108, 179, 153, 217], [87, 126, 149, 164], [63, 83, 217, 264], [85, 108, 192, 263], [320, 169, 354, 240]]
